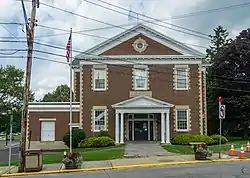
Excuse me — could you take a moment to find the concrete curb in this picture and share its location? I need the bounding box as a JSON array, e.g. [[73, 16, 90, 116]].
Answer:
[[1, 158, 250, 177]]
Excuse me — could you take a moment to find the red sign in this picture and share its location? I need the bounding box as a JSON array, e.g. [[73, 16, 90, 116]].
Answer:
[[219, 96, 223, 104]]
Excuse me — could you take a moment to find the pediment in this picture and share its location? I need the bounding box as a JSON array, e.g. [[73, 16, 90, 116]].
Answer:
[[112, 95, 173, 108], [75, 23, 205, 59]]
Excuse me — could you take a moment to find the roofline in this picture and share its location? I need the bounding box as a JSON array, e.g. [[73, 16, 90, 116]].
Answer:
[[111, 95, 174, 108], [75, 23, 206, 59]]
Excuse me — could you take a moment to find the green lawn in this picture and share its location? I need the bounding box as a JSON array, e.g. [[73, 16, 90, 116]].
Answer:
[[0, 145, 7, 149], [0, 145, 125, 167], [164, 139, 249, 154]]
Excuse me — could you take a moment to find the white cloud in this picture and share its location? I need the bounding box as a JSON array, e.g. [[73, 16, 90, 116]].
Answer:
[[0, 0, 249, 100]]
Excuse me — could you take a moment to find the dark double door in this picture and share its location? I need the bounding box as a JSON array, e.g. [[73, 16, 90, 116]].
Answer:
[[129, 120, 153, 141]]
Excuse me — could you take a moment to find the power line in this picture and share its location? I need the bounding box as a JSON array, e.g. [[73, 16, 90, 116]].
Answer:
[[38, 1, 210, 41], [2, 53, 250, 94], [37, 1, 250, 36], [37, 24, 209, 49], [5, 2, 249, 40], [0, 49, 27, 55], [88, 0, 209, 37], [0, 22, 23, 25], [32, 40, 250, 84]]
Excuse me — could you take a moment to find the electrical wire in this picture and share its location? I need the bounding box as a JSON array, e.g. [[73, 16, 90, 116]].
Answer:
[[87, 0, 209, 37], [15, 0, 250, 35], [38, 1, 210, 41], [37, 24, 209, 49]]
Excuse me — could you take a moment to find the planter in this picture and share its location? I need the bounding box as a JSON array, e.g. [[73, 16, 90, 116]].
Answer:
[[64, 163, 79, 169], [195, 152, 207, 160]]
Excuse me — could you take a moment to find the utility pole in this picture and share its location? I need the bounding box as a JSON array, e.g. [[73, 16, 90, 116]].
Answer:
[[18, 0, 39, 172]]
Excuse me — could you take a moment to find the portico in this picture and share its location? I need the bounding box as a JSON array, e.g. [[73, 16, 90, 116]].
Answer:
[[111, 95, 173, 144]]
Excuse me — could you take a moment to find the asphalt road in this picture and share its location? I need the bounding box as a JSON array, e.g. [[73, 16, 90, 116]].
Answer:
[[21, 161, 250, 178]]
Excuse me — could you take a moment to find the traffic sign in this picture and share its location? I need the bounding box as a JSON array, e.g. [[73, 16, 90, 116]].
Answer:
[[219, 96, 223, 104], [219, 105, 226, 119]]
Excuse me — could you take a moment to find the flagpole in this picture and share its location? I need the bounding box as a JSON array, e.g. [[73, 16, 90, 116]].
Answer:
[[69, 28, 73, 153]]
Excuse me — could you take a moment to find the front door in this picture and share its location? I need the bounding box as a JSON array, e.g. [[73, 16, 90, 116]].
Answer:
[[134, 121, 148, 141]]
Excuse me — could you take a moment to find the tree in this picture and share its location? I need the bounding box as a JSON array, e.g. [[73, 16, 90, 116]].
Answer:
[[0, 65, 34, 144], [206, 26, 231, 134], [208, 28, 250, 138], [206, 25, 231, 63], [42, 84, 71, 102]]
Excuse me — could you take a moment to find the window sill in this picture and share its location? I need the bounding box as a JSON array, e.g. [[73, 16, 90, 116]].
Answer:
[[134, 88, 148, 91], [40, 141, 55, 143], [176, 129, 189, 132], [175, 88, 189, 91], [93, 89, 107, 91]]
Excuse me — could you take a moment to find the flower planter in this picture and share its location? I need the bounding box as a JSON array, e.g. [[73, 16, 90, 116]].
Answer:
[[195, 152, 207, 160], [62, 152, 83, 170], [64, 163, 79, 169]]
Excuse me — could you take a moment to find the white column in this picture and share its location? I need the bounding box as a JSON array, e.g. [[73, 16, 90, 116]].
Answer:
[[165, 111, 170, 144], [161, 112, 165, 144], [115, 112, 120, 144], [120, 113, 124, 144]]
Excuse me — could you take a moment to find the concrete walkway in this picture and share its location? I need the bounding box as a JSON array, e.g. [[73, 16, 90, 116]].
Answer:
[[124, 142, 176, 158], [0, 153, 232, 175]]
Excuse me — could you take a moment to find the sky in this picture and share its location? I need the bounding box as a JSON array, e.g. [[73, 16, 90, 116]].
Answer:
[[0, 0, 250, 100]]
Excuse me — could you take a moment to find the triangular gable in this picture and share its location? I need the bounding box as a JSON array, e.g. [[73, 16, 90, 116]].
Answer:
[[111, 95, 173, 108], [101, 34, 182, 56], [75, 23, 205, 59]]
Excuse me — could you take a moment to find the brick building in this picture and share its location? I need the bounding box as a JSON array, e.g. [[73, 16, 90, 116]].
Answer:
[[28, 24, 209, 149]]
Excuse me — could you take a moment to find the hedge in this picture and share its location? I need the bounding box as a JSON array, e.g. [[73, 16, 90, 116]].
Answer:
[[172, 134, 225, 145], [210, 134, 228, 144], [63, 128, 86, 149], [80, 136, 115, 148]]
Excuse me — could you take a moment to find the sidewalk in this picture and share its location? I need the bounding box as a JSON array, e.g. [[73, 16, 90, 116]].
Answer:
[[0, 153, 237, 175]]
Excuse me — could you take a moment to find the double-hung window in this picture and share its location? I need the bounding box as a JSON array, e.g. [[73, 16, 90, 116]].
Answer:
[[134, 67, 148, 90], [176, 68, 188, 90], [93, 68, 107, 91], [94, 109, 106, 132], [176, 109, 188, 131]]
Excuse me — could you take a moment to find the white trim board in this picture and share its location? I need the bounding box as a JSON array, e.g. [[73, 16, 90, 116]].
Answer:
[[29, 109, 80, 112], [29, 104, 80, 112], [80, 59, 202, 65], [29, 105, 80, 109], [39, 118, 56, 121]]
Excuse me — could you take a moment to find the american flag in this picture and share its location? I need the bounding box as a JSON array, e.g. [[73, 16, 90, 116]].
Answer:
[[66, 31, 72, 63]]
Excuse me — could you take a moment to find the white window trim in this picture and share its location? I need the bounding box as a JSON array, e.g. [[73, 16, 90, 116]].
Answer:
[[93, 109, 107, 132], [93, 66, 107, 91], [175, 67, 189, 90], [133, 65, 148, 91], [175, 109, 189, 132]]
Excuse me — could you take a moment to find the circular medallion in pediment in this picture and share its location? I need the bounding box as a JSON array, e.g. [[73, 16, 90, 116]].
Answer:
[[132, 37, 148, 53]]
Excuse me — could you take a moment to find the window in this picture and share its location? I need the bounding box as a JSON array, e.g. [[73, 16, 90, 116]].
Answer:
[[176, 68, 188, 89], [134, 68, 148, 90], [176, 109, 188, 131], [93, 69, 107, 90], [94, 110, 106, 131], [41, 121, 55, 141]]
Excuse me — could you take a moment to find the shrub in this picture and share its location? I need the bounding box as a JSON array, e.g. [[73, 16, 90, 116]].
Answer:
[[172, 134, 195, 145], [192, 135, 215, 145], [172, 134, 215, 145], [63, 128, 86, 149], [210, 134, 228, 145], [80, 136, 115, 148], [95, 130, 111, 138]]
